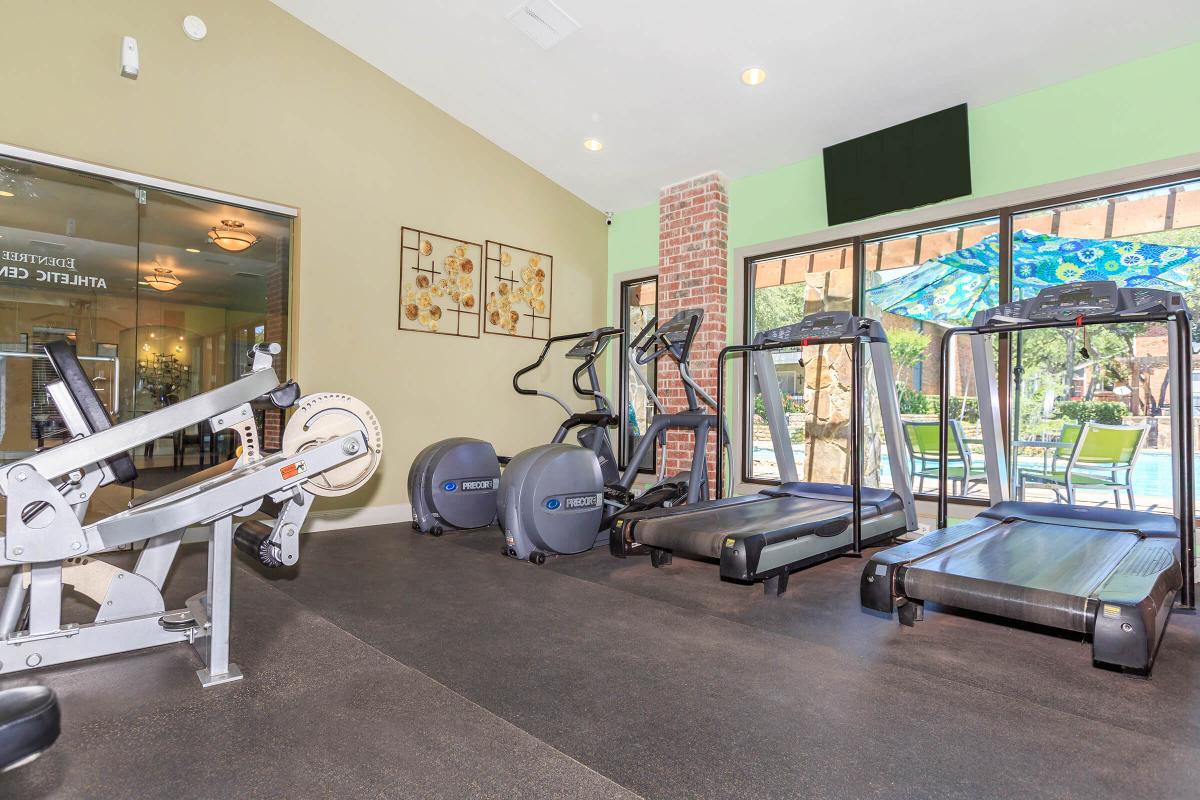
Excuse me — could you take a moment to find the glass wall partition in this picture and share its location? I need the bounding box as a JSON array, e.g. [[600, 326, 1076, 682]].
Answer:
[[743, 243, 853, 482], [0, 155, 292, 527], [618, 276, 657, 472]]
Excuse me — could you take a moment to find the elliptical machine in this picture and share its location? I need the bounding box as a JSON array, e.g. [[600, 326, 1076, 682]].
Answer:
[[499, 308, 726, 563], [408, 326, 623, 535]]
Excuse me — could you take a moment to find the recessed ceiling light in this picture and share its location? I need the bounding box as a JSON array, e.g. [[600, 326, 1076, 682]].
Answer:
[[186, 247, 200, 253], [0, 190, 14, 198], [583, 138, 603, 152], [741, 67, 767, 86]]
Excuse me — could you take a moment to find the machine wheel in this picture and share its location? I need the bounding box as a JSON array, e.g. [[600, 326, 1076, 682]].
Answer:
[[530, 551, 546, 565], [410, 522, 418, 531], [430, 525, 444, 537], [650, 549, 673, 568]]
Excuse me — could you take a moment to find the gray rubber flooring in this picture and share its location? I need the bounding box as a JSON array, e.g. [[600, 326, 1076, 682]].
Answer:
[[4, 523, 1199, 799]]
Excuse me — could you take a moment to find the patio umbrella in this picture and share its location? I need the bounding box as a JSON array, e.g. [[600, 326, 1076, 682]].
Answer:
[[867, 229, 1200, 324]]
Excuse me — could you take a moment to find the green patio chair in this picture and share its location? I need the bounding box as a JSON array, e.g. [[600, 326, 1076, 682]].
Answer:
[[902, 419, 988, 496], [1018, 422, 1146, 508]]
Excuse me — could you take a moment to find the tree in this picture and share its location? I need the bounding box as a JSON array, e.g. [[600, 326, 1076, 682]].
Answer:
[[752, 283, 808, 334], [887, 329, 930, 388]]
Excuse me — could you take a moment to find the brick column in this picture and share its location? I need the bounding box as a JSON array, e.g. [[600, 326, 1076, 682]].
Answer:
[[657, 173, 728, 494], [262, 245, 289, 452]]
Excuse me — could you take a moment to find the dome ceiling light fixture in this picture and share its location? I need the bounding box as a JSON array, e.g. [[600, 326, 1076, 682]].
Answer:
[[144, 266, 182, 292], [208, 219, 258, 252]]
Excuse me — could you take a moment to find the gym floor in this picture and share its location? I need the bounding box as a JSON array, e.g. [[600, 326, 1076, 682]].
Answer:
[[4, 525, 1199, 799]]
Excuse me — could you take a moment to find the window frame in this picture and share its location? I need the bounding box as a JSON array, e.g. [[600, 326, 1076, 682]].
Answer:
[[738, 167, 1200, 502], [617, 274, 659, 473]]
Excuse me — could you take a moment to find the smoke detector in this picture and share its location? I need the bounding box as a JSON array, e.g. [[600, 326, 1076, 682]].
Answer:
[[507, 0, 580, 49]]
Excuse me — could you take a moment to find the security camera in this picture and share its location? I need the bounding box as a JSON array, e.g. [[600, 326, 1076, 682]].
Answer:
[[605, 212, 614, 227]]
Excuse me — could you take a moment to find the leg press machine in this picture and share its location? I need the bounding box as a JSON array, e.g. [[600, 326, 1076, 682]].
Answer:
[[0, 341, 381, 686]]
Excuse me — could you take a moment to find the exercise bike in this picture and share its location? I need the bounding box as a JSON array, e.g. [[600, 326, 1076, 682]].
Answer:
[[498, 308, 725, 563], [408, 326, 624, 535]]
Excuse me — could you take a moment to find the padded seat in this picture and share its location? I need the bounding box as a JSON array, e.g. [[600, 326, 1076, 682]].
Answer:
[[0, 686, 60, 772]]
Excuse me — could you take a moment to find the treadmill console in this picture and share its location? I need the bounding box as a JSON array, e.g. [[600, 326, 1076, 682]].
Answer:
[[974, 281, 1186, 328], [565, 327, 622, 359], [756, 311, 876, 345]]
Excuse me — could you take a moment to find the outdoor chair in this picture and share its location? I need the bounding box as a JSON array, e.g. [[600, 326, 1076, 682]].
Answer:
[[1017, 422, 1147, 508], [902, 419, 988, 496]]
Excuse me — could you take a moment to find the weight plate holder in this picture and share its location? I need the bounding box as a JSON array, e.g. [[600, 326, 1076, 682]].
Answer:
[[281, 393, 383, 496]]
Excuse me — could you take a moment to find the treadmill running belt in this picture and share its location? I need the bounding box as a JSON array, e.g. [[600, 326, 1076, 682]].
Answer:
[[633, 495, 875, 559], [902, 521, 1140, 632]]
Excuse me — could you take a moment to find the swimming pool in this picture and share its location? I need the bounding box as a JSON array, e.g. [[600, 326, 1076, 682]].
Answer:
[[751, 443, 1196, 506]]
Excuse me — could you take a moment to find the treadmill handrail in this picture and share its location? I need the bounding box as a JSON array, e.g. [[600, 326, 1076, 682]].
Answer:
[[934, 304, 1194, 608]]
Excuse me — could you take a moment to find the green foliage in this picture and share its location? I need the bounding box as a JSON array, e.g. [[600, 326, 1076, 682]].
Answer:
[[1054, 400, 1126, 425], [753, 393, 803, 420], [888, 329, 930, 377], [897, 386, 935, 415], [752, 283, 810, 335], [930, 395, 979, 423]]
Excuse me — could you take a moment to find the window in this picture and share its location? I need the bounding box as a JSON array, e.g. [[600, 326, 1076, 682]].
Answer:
[[744, 243, 853, 481], [864, 218, 998, 500], [1009, 179, 1200, 514], [618, 276, 657, 471], [0, 155, 292, 526]]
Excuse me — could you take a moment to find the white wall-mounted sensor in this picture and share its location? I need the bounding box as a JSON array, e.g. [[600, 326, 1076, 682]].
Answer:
[[120, 35, 139, 79], [183, 15, 207, 41]]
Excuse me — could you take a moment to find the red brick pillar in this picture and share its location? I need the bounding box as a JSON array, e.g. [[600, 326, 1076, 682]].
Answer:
[[262, 248, 289, 452], [657, 173, 728, 494]]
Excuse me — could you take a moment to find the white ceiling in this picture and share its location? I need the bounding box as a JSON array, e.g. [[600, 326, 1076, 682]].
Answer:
[[271, 0, 1200, 212]]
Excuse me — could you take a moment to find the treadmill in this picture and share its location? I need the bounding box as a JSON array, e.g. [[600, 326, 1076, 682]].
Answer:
[[610, 311, 918, 595], [862, 281, 1194, 673]]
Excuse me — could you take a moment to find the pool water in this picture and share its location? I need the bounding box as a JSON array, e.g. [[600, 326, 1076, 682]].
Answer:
[[751, 443, 1196, 506]]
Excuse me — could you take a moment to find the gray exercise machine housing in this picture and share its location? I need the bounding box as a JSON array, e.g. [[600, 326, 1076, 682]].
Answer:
[[611, 311, 917, 594], [498, 309, 723, 562], [0, 342, 372, 686], [862, 282, 1193, 672], [407, 327, 622, 535]]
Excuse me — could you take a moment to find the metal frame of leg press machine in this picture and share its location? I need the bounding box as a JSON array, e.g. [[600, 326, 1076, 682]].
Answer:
[[0, 343, 375, 687]]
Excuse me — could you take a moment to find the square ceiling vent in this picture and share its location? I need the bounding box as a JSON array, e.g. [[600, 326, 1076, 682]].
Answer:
[[507, 0, 580, 49]]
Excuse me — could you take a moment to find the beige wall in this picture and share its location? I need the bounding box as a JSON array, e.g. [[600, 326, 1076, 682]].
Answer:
[[0, 0, 608, 512]]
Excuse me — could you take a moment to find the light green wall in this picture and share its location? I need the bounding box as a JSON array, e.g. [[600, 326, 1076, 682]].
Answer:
[[608, 40, 1200, 283]]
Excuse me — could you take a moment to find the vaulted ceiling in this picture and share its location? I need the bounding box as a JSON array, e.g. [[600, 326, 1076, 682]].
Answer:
[[272, 0, 1200, 211]]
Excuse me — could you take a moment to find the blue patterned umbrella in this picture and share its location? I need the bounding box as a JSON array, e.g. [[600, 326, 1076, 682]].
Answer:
[[867, 229, 1200, 324]]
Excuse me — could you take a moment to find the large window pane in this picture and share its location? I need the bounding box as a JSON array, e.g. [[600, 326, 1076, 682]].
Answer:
[[1011, 180, 1200, 514], [744, 243, 852, 481], [864, 218, 999, 500], [0, 155, 292, 533], [619, 277, 656, 471]]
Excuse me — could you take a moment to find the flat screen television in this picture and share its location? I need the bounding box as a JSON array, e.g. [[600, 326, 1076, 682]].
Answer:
[[823, 104, 971, 226]]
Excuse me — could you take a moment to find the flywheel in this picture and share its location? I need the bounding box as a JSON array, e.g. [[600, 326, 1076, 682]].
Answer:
[[281, 393, 383, 497]]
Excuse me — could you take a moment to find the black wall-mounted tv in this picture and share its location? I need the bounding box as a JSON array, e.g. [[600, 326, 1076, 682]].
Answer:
[[823, 104, 971, 226]]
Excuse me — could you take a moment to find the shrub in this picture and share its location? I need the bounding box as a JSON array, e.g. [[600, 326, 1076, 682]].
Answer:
[[925, 395, 979, 423], [1054, 400, 1127, 426], [897, 386, 935, 415]]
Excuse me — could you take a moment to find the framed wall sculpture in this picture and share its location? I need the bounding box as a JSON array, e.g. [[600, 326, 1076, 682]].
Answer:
[[484, 241, 552, 340], [399, 227, 482, 337]]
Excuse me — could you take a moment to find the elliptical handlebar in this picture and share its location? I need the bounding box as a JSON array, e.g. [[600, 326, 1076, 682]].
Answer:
[[634, 309, 703, 366], [512, 326, 624, 416]]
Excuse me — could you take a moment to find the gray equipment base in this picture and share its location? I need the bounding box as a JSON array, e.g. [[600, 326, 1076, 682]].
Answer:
[[408, 437, 501, 534], [862, 502, 1181, 672], [614, 483, 908, 593]]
